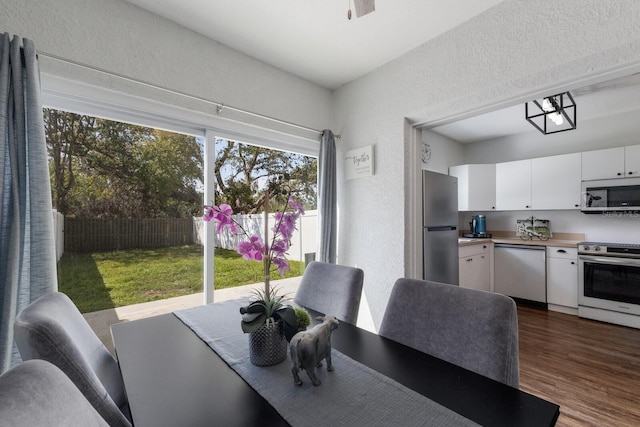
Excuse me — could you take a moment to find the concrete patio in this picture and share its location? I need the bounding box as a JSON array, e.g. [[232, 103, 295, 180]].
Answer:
[[84, 277, 301, 355]]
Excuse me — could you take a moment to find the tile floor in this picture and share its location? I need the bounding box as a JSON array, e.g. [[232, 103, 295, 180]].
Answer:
[[84, 277, 301, 355]]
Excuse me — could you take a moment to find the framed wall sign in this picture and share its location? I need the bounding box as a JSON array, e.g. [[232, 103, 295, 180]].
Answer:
[[344, 145, 374, 180]]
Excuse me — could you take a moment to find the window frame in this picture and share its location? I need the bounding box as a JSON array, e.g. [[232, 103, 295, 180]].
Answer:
[[41, 70, 320, 304]]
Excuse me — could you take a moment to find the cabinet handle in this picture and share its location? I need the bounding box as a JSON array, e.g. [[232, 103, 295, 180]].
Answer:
[[492, 206, 495, 210], [570, 261, 576, 265], [618, 172, 623, 176], [630, 171, 635, 175], [574, 204, 579, 207], [557, 249, 567, 253], [467, 258, 473, 262], [526, 205, 531, 208]]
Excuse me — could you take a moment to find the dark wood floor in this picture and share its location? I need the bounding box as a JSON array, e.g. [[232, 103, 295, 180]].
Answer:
[[517, 305, 640, 427]]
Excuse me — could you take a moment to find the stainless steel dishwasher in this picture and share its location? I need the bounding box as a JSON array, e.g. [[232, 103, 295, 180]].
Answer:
[[494, 243, 547, 305]]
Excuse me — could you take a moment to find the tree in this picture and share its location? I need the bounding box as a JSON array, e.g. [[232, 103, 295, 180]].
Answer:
[[45, 109, 202, 218], [44, 109, 95, 215], [214, 139, 317, 214], [44, 109, 314, 219]]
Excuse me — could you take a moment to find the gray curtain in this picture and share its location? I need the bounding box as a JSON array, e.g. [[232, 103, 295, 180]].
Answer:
[[0, 34, 57, 373], [317, 129, 337, 264]]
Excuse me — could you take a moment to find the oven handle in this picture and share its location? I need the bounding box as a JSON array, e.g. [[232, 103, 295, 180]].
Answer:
[[579, 255, 640, 266]]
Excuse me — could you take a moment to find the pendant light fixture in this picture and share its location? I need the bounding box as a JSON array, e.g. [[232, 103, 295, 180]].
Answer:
[[525, 92, 576, 135]]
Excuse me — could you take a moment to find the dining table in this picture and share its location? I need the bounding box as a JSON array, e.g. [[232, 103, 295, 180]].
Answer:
[[111, 299, 559, 427]]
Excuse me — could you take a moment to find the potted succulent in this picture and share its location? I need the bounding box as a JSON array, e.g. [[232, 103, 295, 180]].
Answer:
[[203, 178, 304, 366], [294, 306, 311, 332]]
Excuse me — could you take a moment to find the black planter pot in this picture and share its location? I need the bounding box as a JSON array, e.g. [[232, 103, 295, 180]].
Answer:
[[248, 320, 287, 366]]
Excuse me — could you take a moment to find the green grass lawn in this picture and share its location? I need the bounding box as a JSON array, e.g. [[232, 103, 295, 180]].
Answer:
[[58, 245, 304, 313]]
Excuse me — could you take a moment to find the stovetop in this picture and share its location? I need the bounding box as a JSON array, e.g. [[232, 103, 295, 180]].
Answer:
[[578, 241, 640, 257], [462, 233, 492, 239]]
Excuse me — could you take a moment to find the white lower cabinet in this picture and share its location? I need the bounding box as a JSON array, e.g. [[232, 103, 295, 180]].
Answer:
[[459, 243, 491, 292], [546, 246, 578, 309]]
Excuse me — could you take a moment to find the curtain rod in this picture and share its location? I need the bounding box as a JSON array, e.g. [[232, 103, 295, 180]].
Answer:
[[36, 51, 340, 140]]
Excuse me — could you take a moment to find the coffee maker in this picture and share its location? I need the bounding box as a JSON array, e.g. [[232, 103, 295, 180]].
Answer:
[[463, 214, 492, 238]]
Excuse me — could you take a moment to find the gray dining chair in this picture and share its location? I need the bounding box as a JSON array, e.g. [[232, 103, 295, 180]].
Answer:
[[294, 261, 364, 324], [379, 278, 520, 388], [14, 292, 132, 427], [0, 359, 109, 427]]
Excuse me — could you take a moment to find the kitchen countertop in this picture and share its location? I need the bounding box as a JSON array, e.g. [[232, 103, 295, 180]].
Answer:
[[458, 232, 584, 249]]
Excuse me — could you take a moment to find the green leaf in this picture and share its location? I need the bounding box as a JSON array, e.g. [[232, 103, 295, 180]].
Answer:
[[274, 306, 298, 341], [240, 313, 267, 333]]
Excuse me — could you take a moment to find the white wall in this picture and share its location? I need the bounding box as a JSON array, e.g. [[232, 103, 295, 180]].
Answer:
[[421, 130, 465, 174], [3, 0, 640, 331], [459, 210, 640, 246], [332, 0, 640, 330], [0, 0, 332, 135]]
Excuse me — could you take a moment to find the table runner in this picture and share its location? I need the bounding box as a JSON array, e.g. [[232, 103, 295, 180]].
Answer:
[[174, 300, 479, 427]]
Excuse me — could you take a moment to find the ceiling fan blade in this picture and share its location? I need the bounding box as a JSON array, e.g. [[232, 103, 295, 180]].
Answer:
[[354, 0, 375, 18]]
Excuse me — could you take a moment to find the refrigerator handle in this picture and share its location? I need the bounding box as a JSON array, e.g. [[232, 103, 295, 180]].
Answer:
[[426, 226, 457, 232]]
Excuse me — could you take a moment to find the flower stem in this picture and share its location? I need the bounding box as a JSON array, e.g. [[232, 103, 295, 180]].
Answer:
[[263, 190, 270, 297]]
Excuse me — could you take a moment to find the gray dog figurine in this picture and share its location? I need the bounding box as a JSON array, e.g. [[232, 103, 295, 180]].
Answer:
[[290, 315, 339, 386]]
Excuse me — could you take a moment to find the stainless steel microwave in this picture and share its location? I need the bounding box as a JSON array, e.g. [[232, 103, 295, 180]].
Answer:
[[581, 177, 640, 213]]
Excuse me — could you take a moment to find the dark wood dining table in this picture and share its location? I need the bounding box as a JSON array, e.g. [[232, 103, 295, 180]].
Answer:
[[111, 307, 559, 427]]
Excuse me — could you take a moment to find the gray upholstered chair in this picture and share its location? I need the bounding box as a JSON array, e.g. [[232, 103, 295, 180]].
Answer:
[[294, 261, 364, 324], [379, 278, 520, 388], [14, 292, 132, 427], [0, 359, 109, 426]]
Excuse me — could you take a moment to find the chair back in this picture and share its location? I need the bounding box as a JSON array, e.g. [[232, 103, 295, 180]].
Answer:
[[294, 261, 364, 324], [379, 278, 519, 388], [14, 292, 132, 427], [0, 359, 109, 426]]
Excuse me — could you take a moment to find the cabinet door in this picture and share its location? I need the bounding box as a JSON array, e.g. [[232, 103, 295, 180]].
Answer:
[[546, 257, 578, 308], [532, 153, 581, 209], [449, 164, 496, 211], [582, 147, 624, 180], [496, 159, 532, 210], [459, 254, 490, 291], [459, 256, 472, 288], [624, 144, 640, 177]]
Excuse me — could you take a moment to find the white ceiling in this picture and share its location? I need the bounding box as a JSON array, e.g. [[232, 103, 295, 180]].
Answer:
[[122, 0, 504, 90], [430, 72, 640, 143], [122, 0, 640, 143]]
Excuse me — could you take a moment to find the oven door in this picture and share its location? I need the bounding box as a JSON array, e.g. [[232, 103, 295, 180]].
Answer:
[[579, 255, 640, 316]]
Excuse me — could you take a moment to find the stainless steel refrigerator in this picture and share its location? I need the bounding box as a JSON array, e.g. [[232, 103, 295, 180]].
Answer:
[[423, 170, 459, 285]]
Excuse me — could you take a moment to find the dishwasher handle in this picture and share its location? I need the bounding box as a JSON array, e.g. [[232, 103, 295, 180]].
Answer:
[[494, 243, 545, 251]]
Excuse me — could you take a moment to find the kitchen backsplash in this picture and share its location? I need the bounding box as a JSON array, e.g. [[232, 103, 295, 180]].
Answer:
[[459, 210, 640, 244]]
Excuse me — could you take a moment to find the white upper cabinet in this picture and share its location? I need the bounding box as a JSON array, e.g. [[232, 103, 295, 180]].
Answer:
[[532, 153, 582, 209], [449, 164, 496, 211], [496, 159, 532, 210], [582, 147, 626, 180], [624, 145, 640, 177]]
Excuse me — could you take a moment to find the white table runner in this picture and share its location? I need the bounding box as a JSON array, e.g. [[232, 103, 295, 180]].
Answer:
[[174, 300, 479, 427]]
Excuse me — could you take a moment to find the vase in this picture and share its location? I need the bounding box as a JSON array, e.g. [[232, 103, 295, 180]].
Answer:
[[248, 320, 288, 366]]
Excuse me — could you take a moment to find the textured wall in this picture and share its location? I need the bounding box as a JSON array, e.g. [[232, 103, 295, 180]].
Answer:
[[332, 0, 640, 329], [0, 0, 332, 131], [2, 0, 640, 330]]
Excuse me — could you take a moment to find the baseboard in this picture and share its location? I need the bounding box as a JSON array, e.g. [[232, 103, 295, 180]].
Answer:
[[547, 304, 578, 316], [579, 305, 640, 330]]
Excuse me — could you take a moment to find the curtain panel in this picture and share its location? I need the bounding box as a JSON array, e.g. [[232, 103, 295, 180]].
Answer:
[[317, 129, 337, 264], [0, 33, 57, 373]]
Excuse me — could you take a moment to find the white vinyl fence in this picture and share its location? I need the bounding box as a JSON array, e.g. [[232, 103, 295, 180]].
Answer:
[[193, 210, 318, 263], [53, 210, 317, 263]]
